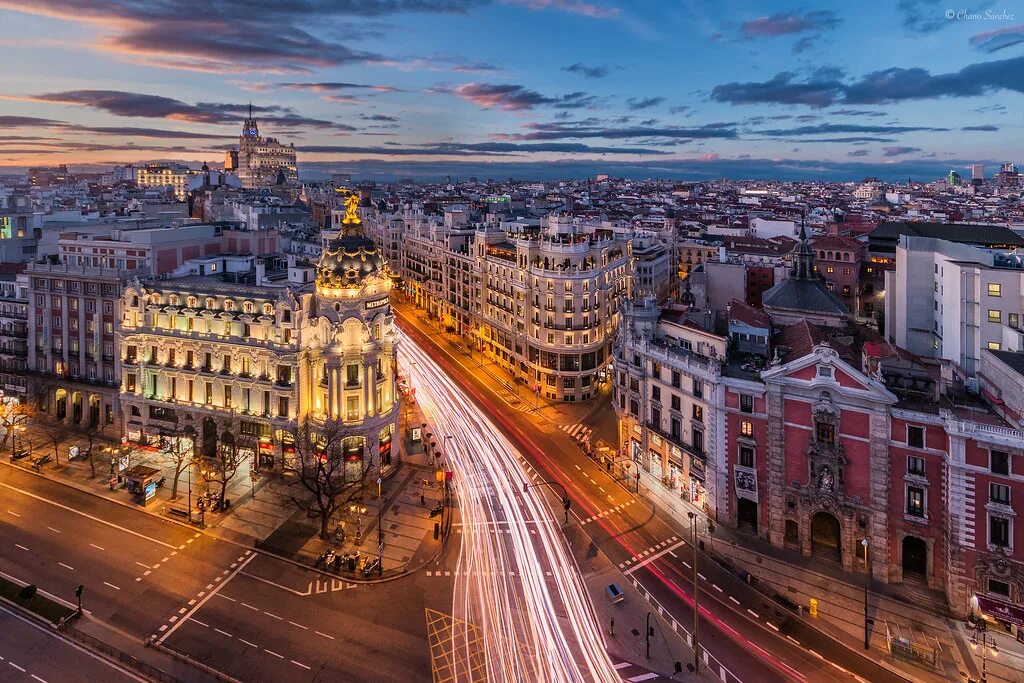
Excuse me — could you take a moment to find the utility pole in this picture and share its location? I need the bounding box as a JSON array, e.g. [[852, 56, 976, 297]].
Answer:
[[645, 612, 653, 659], [862, 538, 870, 650], [688, 511, 699, 673]]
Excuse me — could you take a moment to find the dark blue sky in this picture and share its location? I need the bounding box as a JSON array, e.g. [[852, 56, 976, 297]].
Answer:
[[0, 1, 1020, 180]]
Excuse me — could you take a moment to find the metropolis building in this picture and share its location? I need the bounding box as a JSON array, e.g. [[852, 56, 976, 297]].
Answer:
[[118, 195, 399, 477], [224, 107, 299, 189]]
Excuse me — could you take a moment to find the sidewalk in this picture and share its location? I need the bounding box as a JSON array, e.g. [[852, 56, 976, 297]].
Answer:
[[630, 465, 980, 683]]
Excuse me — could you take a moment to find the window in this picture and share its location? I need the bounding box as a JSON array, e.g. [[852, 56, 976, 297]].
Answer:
[[740, 421, 753, 437], [988, 309, 1001, 323], [988, 579, 1011, 597], [205, 382, 213, 404], [990, 516, 1010, 547], [346, 364, 359, 386], [739, 446, 754, 468], [988, 283, 1002, 297], [671, 370, 680, 388], [816, 423, 835, 445], [740, 394, 753, 414], [987, 342, 1000, 351], [692, 379, 703, 398], [278, 396, 290, 418], [991, 450, 1010, 475], [906, 487, 925, 517], [1011, 313, 1020, 329], [223, 385, 232, 408], [670, 417, 681, 439], [651, 407, 661, 427], [907, 425, 924, 448], [691, 429, 704, 454], [629, 399, 639, 417], [125, 374, 136, 393], [843, 268, 851, 275], [907, 456, 925, 476], [692, 405, 703, 422], [991, 483, 1011, 505], [817, 365, 833, 378], [671, 394, 681, 411], [651, 386, 661, 402], [826, 266, 834, 274]]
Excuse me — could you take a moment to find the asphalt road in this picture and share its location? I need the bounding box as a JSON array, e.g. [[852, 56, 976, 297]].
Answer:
[[0, 461, 446, 682], [0, 603, 144, 683], [396, 302, 908, 683]]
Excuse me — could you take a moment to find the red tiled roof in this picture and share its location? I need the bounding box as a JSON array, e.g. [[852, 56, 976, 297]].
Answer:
[[810, 235, 864, 251], [0, 263, 27, 275], [728, 299, 770, 329]]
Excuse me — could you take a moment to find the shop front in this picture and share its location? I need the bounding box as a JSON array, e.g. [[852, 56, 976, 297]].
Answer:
[[379, 425, 394, 474], [667, 446, 685, 493], [689, 454, 707, 510], [257, 439, 274, 469]]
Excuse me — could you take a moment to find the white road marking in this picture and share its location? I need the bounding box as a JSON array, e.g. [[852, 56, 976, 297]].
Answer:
[[697, 572, 706, 581], [729, 596, 740, 605], [264, 649, 284, 659], [7, 510, 20, 516], [747, 609, 759, 618], [58, 562, 74, 571], [810, 650, 823, 659], [241, 602, 259, 611], [10, 662, 26, 672], [158, 553, 256, 644], [239, 638, 257, 648], [32, 675, 48, 683], [103, 582, 120, 591], [786, 635, 800, 645], [215, 628, 232, 638], [712, 584, 723, 592], [217, 594, 236, 602], [767, 622, 779, 632], [264, 611, 283, 620], [14, 544, 28, 551], [288, 621, 308, 630], [624, 539, 686, 575], [90, 544, 105, 551], [135, 562, 151, 569], [291, 661, 311, 670], [191, 619, 209, 628], [45, 526, 61, 534], [315, 631, 334, 640]]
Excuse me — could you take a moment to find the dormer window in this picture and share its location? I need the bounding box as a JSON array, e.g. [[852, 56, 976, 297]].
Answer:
[[243, 301, 254, 314], [817, 365, 833, 379], [169, 294, 179, 306], [224, 300, 235, 311], [263, 303, 273, 315], [206, 297, 216, 309], [187, 296, 197, 308]]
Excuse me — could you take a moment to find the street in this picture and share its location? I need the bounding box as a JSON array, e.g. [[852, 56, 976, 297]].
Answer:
[[396, 301, 908, 683]]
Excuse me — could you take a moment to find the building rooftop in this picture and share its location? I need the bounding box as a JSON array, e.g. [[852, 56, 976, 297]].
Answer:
[[989, 349, 1024, 378], [870, 221, 1024, 248]]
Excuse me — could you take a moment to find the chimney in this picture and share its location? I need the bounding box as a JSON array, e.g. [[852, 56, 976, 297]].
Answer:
[[718, 246, 727, 263], [255, 257, 266, 286]]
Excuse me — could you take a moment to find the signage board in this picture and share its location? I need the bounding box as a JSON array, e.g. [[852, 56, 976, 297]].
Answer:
[[977, 595, 1024, 627]]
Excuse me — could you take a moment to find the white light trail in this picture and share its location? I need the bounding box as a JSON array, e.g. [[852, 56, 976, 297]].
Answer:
[[402, 339, 620, 683]]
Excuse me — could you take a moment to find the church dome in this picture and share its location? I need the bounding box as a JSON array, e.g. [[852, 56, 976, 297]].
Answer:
[[317, 234, 385, 289], [316, 190, 385, 290]]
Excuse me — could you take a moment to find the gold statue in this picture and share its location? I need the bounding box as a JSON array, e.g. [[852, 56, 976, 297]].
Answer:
[[343, 192, 361, 225]]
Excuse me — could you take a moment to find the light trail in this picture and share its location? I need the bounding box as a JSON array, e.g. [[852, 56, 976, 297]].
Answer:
[[402, 338, 621, 683]]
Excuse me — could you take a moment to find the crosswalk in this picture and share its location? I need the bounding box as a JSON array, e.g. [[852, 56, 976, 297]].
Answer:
[[560, 422, 594, 442], [612, 660, 671, 682]]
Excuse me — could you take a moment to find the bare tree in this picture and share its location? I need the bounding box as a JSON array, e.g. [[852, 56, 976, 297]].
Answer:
[[200, 414, 255, 510], [71, 420, 108, 478], [37, 419, 64, 463], [24, 374, 57, 415], [285, 418, 375, 541], [156, 415, 196, 502], [0, 401, 35, 449]]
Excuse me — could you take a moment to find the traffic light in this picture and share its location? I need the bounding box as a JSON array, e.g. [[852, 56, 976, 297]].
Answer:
[[674, 662, 683, 674], [562, 495, 571, 512]]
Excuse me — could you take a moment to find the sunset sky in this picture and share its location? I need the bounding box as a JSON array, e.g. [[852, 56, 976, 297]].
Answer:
[[0, 0, 1021, 180]]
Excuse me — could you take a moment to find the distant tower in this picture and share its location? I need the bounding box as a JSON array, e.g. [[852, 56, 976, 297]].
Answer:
[[972, 163, 984, 181], [241, 103, 259, 141]]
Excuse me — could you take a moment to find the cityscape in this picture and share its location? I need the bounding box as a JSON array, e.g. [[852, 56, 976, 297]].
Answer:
[[0, 2, 1022, 682]]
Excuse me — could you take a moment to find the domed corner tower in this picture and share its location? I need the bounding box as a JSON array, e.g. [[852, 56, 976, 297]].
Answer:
[[302, 191, 401, 479]]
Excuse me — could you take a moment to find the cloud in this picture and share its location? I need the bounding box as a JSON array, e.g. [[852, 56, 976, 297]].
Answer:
[[829, 109, 887, 117], [882, 146, 921, 156], [562, 62, 613, 78], [961, 124, 999, 131], [18, 89, 351, 130], [712, 55, 1024, 108], [775, 136, 897, 143], [502, 0, 619, 19], [711, 71, 845, 108], [847, 149, 870, 157], [626, 96, 665, 110], [970, 24, 1024, 52], [844, 56, 1024, 103], [0, 115, 66, 128], [275, 82, 404, 93], [739, 10, 839, 38], [295, 140, 666, 156], [358, 114, 399, 122], [441, 83, 601, 111], [0, 1, 483, 73], [754, 123, 947, 136], [499, 120, 737, 141], [669, 105, 691, 115]]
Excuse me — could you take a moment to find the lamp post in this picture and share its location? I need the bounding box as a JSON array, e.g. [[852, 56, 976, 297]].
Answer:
[[376, 476, 383, 577], [972, 625, 998, 682], [688, 511, 699, 673], [862, 538, 870, 650]]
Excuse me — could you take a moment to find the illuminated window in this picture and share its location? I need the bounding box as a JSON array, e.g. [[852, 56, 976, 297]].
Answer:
[[243, 301, 254, 314], [826, 266, 834, 274], [263, 303, 273, 315], [740, 421, 753, 437], [988, 309, 1001, 323], [187, 296, 197, 308], [988, 283, 1002, 297], [205, 297, 216, 309], [224, 299, 235, 311], [988, 342, 1000, 351]]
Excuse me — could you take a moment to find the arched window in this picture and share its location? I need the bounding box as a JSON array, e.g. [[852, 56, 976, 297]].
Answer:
[[262, 303, 273, 316], [224, 300, 235, 311], [169, 294, 179, 305], [187, 296, 197, 308], [243, 301, 254, 314], [205, 297, 216, 309], [150, 293, 160, 304]]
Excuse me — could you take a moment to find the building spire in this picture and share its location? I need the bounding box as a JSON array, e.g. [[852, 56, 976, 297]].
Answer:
[[792, 210, 816, 280], [248, 101, 252, 119]]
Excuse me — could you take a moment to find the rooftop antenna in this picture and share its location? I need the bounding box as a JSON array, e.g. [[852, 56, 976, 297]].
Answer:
[[248, 102, 252, 119]]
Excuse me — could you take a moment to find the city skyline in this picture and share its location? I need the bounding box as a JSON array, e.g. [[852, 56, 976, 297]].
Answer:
[[0, 0, 1022, 180]]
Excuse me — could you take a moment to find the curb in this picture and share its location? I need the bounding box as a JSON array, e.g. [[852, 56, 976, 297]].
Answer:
[[147, 637, 241, 683]]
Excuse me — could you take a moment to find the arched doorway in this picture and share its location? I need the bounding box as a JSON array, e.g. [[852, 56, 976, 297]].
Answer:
[[737, 498, 758, 533], [201, 418, 218, 458], [71, 391, 83, 423], [183, 426, 197, 457], [55, 389, 67, 420], [902, 536, 928, 579], [811, 511, 841, 562], [88, 395, 100, 427], [220, 431, 235, 460]]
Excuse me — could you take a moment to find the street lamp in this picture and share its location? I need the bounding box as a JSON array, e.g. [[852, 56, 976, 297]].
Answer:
[[972, 625, 998, 682], [688, 510, 699, 673], [862, 538, 870, 650], [376, 476, 383, 577]]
